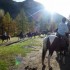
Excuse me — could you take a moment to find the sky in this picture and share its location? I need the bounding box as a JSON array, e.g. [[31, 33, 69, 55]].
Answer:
[[13, 0, 70, 19]]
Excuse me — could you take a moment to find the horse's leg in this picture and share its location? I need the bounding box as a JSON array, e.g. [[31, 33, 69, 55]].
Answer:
[[42, 37, 50, 64], [42, 49, 47, 70], [48, 51, 53, 70], [48, 54, 51, 70], [63, 56, 65, 64], [42, 47, 47, 64], [42, 42, 47, 70], [58, 51, 62, 61], [62, 51, 66, 64]]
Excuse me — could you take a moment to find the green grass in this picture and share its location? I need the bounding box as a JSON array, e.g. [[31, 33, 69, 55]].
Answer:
[[0, 37, 43, 70], [0, 37, 18, 44]]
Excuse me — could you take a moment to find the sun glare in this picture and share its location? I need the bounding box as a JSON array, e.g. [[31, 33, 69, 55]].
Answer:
[[44, 5, 55, 15], [40, 0, 70, 18], [42, 0, 59, 15], [13, 0, 70, 18]]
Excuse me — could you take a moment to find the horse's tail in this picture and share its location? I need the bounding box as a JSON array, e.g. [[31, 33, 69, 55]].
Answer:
[[9, 37, 10, 40], [42, 37, 48, 65]]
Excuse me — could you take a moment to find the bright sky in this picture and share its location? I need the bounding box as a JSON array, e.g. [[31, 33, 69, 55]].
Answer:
[[13, 0, 70, 19]]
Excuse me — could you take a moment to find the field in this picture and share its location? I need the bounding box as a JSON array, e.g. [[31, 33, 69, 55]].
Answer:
[[0, 36, 70, 70], [0, 37, 43, 70]]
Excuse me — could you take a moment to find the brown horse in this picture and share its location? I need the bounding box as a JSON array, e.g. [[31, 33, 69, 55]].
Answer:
[[42, 34, 69, 70]]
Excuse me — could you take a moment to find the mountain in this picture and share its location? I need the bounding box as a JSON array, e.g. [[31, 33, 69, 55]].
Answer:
[[0, 0, 18, 18], [0, 0, 44, 18], [0, 0, 63, 23]]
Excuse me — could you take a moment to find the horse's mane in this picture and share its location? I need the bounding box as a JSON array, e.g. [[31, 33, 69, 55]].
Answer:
[[43, 32, 57, 45], [50, 32, 57, 35]]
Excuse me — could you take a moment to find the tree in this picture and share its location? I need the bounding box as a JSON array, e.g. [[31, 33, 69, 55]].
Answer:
[[9, 20, 18, 36], [0, 9, 5, 35], [1, 12, 18, 36], [15, 9, 29, 33], [28, 20, 35, 32], [2, 12, 12, 35]]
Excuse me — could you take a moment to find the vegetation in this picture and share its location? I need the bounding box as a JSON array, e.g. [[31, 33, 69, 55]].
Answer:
[[15, 9, 29, 33], [0, 37, 42, 70], [0, 1, 68, 70], [0, 9, 18, 36], [0, 8, 61, 36]]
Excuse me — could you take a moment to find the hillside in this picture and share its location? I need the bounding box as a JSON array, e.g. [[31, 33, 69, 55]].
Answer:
[[0, 0, 63, 23], [0, 0, 43, 18]]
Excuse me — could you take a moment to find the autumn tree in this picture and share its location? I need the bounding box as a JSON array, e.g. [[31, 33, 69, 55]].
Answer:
[[0, 9, 4, 34], [1, 12, 18, 36], [9, 20, 18, 36], [2, 12, 12, 35]]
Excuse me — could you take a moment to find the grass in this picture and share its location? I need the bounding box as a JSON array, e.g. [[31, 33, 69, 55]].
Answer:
[[0, 37, 43, 70], [0, 37, 18, 44]]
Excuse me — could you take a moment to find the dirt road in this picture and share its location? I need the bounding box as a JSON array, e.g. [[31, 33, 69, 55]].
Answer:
[[17, 46, 70, 70]]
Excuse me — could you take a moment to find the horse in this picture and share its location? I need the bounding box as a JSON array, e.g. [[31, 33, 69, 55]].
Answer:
[[0, 35, 10, 42], [42, 33, 69, 70], [26, 32, 32, 38], [17, 32, 24, 40]]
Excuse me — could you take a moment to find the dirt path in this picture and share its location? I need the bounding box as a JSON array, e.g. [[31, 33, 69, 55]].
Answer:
[[16, 45, 65, 70], [15, 39, 70, 70]]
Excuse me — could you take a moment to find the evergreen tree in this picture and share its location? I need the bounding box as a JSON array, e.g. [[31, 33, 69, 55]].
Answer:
[[28, 20, 35, 32], [15, 9, 29, 33]]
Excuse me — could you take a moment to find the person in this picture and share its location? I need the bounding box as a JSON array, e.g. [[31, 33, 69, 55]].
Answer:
[[57, 17, 69, 47], [57, 17, 69, 37], [19, 32, 23, 38], [3, 31, 7, 36]]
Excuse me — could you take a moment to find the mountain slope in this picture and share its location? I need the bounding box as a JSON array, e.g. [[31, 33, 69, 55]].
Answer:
[[0, 0, 63, 23]]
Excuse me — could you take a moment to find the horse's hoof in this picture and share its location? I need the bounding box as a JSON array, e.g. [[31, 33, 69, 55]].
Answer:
[[62, 62, 66, 65], [49, 67, 52, 70], [25, 66, 29, 70], [29, 68, 32, 70], [42, 64, 46, 70], [32, 67, 37, 70]]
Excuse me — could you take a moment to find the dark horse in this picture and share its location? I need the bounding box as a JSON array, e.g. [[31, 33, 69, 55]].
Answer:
[[17, 32, 24, 40], [42, 33, 69, 70], [0, 35, 10, 42]]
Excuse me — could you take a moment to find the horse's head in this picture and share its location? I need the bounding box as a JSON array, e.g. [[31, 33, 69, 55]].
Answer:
[[47, 34, 57, 45]]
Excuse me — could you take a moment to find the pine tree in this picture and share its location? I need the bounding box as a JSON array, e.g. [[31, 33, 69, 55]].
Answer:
[[15, 9, 29, 33]]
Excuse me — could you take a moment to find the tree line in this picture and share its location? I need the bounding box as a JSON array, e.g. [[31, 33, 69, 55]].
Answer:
[[0, 9, 64, 36], [0, 9, 36, 36]]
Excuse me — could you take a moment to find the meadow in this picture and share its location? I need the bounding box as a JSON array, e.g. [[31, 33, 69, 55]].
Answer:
[[0, 37, 43, 70]]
